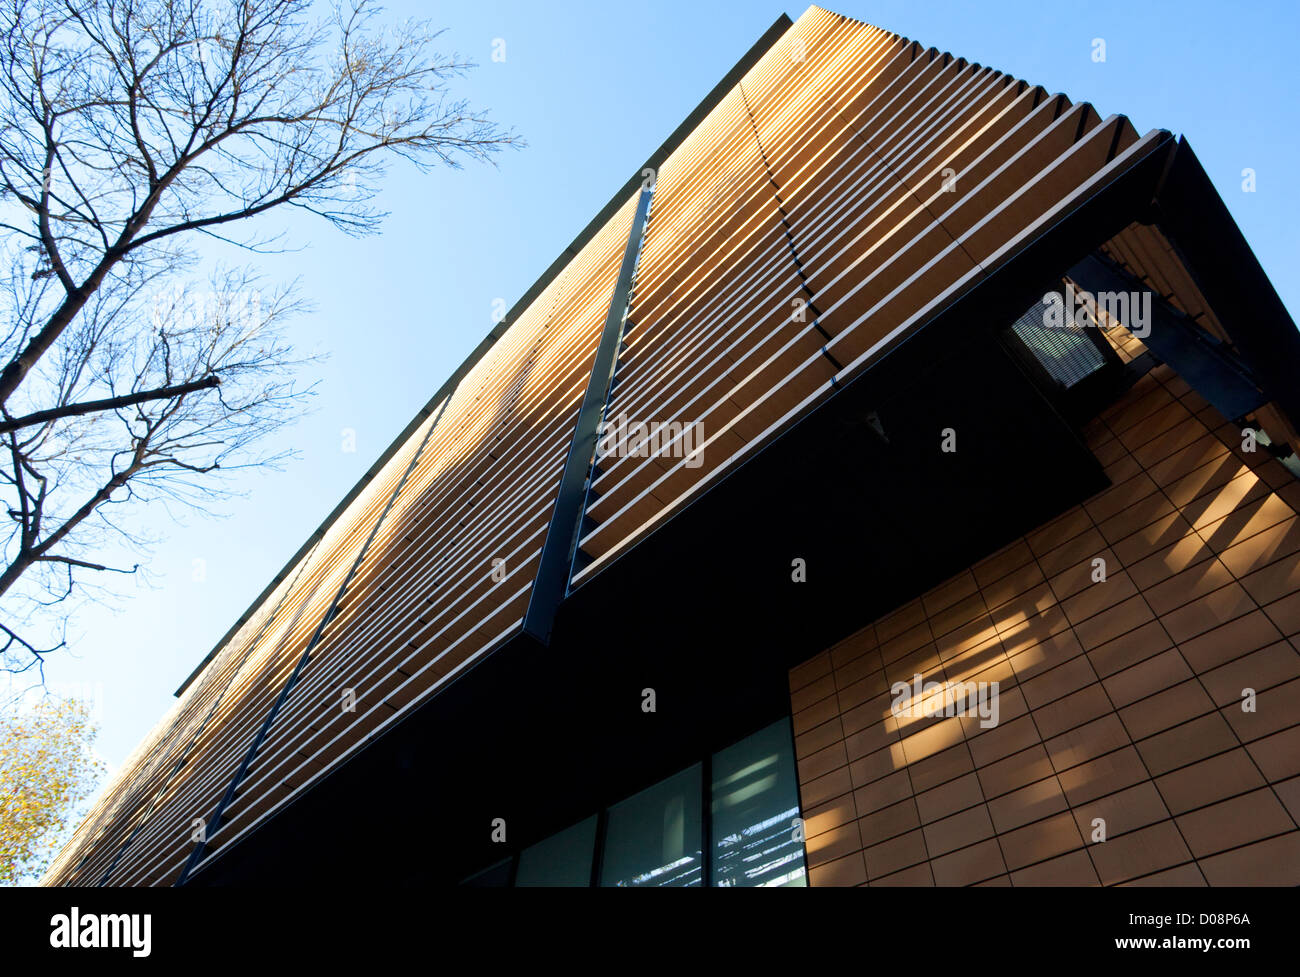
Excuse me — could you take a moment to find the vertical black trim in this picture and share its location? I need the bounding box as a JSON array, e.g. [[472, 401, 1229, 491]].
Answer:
[[701, 750, 713, 888], [784, 714, 811, 886], [177, 391, 457, 885], [590, 809, 608, 887], [523, 186, 655, 644]]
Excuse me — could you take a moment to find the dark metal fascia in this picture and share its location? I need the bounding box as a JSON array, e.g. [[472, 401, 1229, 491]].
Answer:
[[1147, 136, 1300, 433], [1068, 252, 1267, 423]]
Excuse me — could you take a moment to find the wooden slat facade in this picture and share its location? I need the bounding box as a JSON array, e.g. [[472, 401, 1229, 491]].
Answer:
[[575, 7, 1160, 579], [47, 191, 638, 886]]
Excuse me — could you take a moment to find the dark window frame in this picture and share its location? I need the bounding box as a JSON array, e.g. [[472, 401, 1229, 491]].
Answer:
[[457, 716, 808, 888]]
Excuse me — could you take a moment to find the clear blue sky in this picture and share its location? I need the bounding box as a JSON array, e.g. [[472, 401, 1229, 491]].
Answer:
[[26, 0, 1300, 772]]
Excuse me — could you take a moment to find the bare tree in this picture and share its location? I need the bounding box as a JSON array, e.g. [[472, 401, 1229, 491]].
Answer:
[[0, 0, 519, 671]]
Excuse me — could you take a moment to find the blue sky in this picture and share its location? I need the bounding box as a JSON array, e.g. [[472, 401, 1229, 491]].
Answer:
[[20, 0, 1299, 771]]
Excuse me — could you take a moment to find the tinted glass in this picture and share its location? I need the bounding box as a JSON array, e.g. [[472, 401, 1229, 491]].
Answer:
[[1010, 295, 1107, 389], [515, 816, 597, 886], [460, 857, 512, 887], [710, 719, 807, 886], [599, 764, 703, 886]]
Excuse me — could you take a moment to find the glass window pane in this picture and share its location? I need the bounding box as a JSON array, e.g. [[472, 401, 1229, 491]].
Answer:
[[710, 719, 807, 887], [599, 764, 703, 886], [515, 816, 597, 887], [1009, 294, 1107, 389], [460, 857, 512, 887]]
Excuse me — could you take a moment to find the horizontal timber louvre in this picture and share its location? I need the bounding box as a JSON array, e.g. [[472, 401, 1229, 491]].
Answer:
[[48, 415, 436, 886], [572, 5, 1164, 584], [46, 192, 640, 886]]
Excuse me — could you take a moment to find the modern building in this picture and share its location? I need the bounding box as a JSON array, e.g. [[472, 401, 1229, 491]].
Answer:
[[47, 6, 1300, 887]]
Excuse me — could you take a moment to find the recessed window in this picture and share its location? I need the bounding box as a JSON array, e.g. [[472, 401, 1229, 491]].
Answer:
[[1009, 298, 1108, 389], [459, 718, 807, 887], [516, 815, 598, 887], [711, 719, 806, 887], [600, 765, 703, 887]]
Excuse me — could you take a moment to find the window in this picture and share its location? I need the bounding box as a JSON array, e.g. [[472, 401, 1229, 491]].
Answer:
[[459, 718, 806, 887], [1008, 295, 1108, 389], [600, 765, 703, 886], [711, 719, 806, 887], [999, 282, 1128, 427], [516, 815, 598, 886]]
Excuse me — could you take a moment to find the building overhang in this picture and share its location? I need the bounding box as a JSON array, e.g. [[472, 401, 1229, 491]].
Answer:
[[184, 68, 1300, 888]]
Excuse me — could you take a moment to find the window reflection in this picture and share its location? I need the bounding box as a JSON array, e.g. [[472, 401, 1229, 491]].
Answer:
[[457, 718, 808, 887], [711, 719, 807, 887], [600, 764, 703, 887], [516, 815, 597, 886], [1009, 292, 1107, 389]]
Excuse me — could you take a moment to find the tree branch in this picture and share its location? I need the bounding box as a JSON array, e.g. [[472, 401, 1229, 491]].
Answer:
[[0, 374, 220, 434]]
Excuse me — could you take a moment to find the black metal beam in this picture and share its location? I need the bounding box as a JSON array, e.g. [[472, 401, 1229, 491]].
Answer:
[[95, 538, 327, 886], [1149, 137, 1300, 433], [1069, 252, 1267, 422], [523, 185, 653, 645]]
